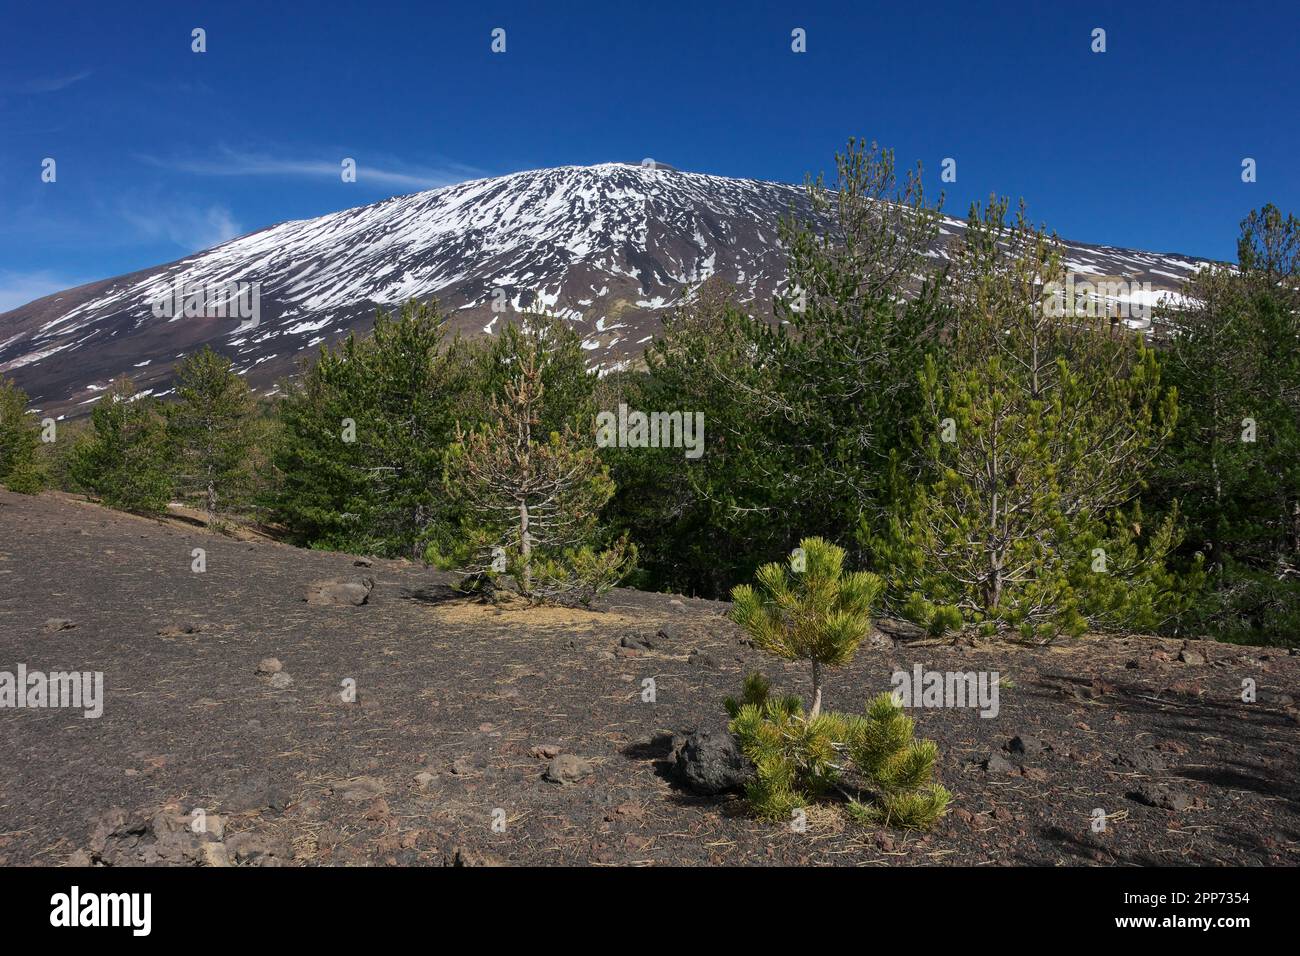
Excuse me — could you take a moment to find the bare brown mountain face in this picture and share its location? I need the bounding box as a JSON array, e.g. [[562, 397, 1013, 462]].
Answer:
[[0, 162, 1215, 417]]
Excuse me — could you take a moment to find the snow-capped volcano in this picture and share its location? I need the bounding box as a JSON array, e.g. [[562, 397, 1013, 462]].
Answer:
[[1, 162, 1212, 415]]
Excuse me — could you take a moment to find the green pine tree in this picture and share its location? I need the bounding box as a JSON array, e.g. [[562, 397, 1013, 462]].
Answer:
[[605, 281, 793, 596], [70, 376, 173, 513], [606, 140, 946, 598], [730, 536, 882, 717], [437, 315, 634, 604], [270, 299, 478, 556], [874, 199, 1191, 638], [0, 378, 45, 494], [167, 347, 258, 526], [727, 538, 949, 828], [1152, 205, 1300, 643]]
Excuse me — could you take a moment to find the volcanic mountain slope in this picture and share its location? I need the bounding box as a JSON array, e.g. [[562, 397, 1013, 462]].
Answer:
[[1, 162, 1216, 417]]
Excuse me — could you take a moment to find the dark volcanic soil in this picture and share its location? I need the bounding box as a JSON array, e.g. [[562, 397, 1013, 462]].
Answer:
[[1, 489, 1297, 866]]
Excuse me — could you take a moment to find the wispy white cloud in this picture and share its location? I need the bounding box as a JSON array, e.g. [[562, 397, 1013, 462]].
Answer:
[[21, 70, 93, 94], [117, 200, 243, 252], [137, 146, 480, 191], [0, 269, 87, 313]]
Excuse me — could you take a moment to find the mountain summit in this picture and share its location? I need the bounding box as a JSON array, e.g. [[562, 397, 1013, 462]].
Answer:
[[1, 163, 1209, 415]]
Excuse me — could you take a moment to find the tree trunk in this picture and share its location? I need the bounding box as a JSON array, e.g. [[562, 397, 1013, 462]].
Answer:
[[809, 660, 823, 718], [518, 500, 532, 595]]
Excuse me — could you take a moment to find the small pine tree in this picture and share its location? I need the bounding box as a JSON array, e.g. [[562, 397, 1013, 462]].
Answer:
[[70, 376, 173, 513], [843, 694, 952, 829], [0, 378, 45, 494], [730, 537, 882, 717], [726, 541, 949, 829], [439, 317, 634, 603], [167, 347, 258, 526]]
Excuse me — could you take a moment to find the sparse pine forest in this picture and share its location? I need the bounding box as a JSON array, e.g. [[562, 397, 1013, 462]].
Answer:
[[3, 142, 1298, 655]]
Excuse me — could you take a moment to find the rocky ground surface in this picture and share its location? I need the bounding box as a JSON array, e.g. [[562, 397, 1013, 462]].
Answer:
[[1, 489, 1297, 866]]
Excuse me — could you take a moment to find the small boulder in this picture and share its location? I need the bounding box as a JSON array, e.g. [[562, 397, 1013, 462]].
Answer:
[[1128, 782, 1195, 812], [671, 726, 754, 794], [1006, 735, 1048, 757], [982, 753, 1017, 775], [688, 649, 720, 670], [84, 807, 220, 866], [201, 843, 231, 867], [43, 618, 76, 633], [255, 657, 283, 675], [543, 754, 594, 785], [304, 576, 374, 606]]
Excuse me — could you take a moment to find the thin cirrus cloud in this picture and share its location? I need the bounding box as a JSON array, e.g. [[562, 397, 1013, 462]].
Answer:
[[137, 147, 482, 191], [117, 200, 243, 252], [20, 70, 93, 94]]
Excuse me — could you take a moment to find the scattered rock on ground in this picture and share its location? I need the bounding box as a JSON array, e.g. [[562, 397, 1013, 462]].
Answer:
[[304, 576, 375, 606], [688, 649, 720, 669], [543, 754, 595, 785], [82, 807, 227, 866], [982, 753, 1017, 775], [671, 726, 754, 794], [1006, 735, 1049, 757], [1128, 782, 1196, 812]]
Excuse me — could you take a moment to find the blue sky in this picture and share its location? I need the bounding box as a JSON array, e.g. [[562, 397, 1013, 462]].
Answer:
[[2, 0, 1297, 311]]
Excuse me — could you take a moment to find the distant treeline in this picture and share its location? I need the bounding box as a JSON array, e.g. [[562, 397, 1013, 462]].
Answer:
[[3, 141, 1297, 644]]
